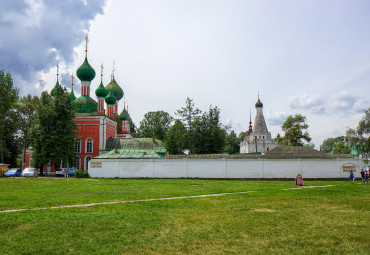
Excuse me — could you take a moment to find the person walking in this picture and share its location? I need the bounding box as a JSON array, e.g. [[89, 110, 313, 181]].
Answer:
[[64, 168, 69, 178], [349, 171, 355, 184], [360, 169, 365, 183], [365, 170, 369, 183]]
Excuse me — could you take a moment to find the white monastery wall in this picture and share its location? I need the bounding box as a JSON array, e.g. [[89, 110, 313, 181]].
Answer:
[[88, 157, 362, 179]]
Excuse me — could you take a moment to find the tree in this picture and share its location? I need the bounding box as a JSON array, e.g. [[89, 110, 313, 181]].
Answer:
[[18, 94, 39, 169], [114, 114, 122, 133], [332, 142, 351, 154], [165, 120, 187, 154], [176, 97, 201, 131], [224, 130, 240, 154], [190, 106, 226, 154], [0, 70, 20, 166], [320, 136, 346, 153], [346, 108, 370, 163], [137, 111, 173, 140], [276, 114, 311, 146], [30, 86, 78, 174]]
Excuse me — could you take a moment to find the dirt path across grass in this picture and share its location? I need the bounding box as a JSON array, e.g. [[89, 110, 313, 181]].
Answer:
[[0, 184, 336, 214]]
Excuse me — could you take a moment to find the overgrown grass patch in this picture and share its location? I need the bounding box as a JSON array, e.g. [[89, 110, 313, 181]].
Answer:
[[0, 178, 368, 254]]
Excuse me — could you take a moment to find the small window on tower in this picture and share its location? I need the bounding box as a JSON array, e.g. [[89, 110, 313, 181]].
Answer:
[[86, 138, 93, 153]]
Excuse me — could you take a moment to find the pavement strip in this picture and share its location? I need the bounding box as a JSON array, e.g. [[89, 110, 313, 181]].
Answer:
[[0, 185, 335, 214]]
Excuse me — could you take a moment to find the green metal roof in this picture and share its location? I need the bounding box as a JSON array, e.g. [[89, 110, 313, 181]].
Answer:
[[76, 57, 96, 82], [105, 138, 165, 151], [95, 149, 163, 159], [119, 108, 132, 123], [75, 95, 98, 113], [51, 80, 60, 97], [95, 80, 108, 98], [70, 89, 77, 101], [105, 89, 117, 105], [105, 77, 123, 101]]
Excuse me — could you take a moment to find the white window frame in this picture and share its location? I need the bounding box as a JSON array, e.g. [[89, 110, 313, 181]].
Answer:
[[74, 157, 80, 170], [85, 138, 93, 153], [85, 156, 92, 170], [75, 141, 81, 153]]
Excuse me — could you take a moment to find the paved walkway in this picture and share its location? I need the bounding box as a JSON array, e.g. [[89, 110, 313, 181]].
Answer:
[[0, 185, 335, 214]]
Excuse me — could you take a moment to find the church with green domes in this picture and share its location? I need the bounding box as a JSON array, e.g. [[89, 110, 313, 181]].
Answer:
[[61, 36, 134, 170]]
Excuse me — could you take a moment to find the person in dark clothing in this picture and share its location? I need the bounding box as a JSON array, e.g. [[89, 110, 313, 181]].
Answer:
[[360, 169, 365, 183]]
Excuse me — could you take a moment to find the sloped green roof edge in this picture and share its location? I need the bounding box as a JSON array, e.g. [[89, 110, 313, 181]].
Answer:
[[95, 149, 163, 159], [105, 138, 165, 151]]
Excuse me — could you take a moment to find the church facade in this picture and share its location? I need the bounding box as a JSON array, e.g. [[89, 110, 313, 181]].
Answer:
[[25, 38, 134, 172], [67, 43, 134, 170], [240, 96, 278, 154]]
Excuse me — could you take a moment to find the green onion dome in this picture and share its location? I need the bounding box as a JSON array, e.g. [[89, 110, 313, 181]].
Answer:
[[51, 80, 60, 97], [119, 108, 132, 124], [95, 81, 108, 98], [75, 95, 98, 113], [70, 89, 77, 101], [76, 57, 96, 82], [105, 90, 117, 105], [105, 77, 123, 101]]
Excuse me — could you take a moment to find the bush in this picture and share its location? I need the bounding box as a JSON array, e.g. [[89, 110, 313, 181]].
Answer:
[[74, 170, 90, 178]]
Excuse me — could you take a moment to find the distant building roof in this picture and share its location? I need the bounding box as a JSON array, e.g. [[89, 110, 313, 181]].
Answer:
[[264, 146, 334, 159], [95, 149, 163, 159], [105, 138, 165, 151]]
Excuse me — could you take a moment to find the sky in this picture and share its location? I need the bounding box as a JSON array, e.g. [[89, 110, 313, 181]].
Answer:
[[1, 0, 369, 148]]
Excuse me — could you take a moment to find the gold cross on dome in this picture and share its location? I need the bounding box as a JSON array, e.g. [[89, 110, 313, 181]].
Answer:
[[56, 62, 59, 81], [85, 34, 89, 56], [71, 74, 74, 89], [100, 62, 104, 82], [112, 60, 115, 77]]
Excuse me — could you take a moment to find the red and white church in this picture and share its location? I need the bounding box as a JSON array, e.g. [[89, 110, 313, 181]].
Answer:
[[25, 40, 133, 173]]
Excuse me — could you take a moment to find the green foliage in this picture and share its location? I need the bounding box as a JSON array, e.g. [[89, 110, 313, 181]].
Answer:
[[173, 98, 228, 154], [345, 108, 370, 161], [321, 136, 346, 153], [238, 131, 246, 141], [17, 94, 40, 169], [29, 86, 78, 174], [176, 97, 201, 131], [276, 114, 311, 146], [0, 70, 20, 167], [224, 131, 240, 154], [74, 170, 90, 178], [114, 114, 122, 133], [332, 141, 351, 154], [165, 120, 187, 154], [137, 111, 173, 140], [187, 105, 226, 154]]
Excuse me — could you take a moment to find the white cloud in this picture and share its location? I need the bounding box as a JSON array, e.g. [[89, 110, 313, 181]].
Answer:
[[289, 92, 369, 117], [0, 0, 107, 94]]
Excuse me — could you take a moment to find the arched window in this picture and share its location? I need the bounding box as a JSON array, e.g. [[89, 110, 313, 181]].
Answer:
[[85, 156, 92, 170], [85, 138, 93, 153], [74, 157, 80, 170]]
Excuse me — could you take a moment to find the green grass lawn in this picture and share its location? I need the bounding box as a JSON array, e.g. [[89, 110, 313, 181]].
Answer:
[[0, 178, 369, 254]]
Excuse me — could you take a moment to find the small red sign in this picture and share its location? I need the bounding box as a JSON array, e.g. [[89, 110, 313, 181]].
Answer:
[[296, 174, 304, 186]]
